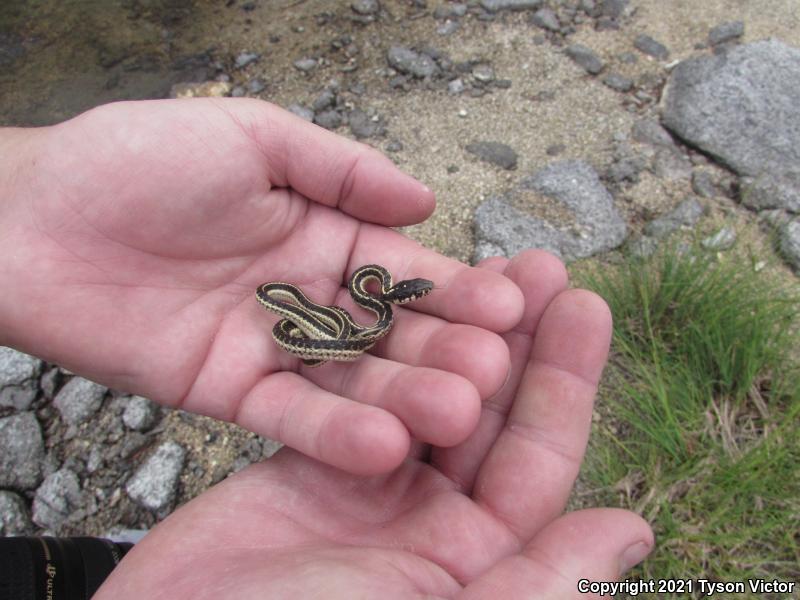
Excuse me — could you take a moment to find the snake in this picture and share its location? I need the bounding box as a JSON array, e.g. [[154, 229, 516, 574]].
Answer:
[[256, 264, 434, 366]]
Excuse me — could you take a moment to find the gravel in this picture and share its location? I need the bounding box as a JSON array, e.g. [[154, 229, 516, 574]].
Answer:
[[293, 57, 318, 72], [0, 412, 45, 490], [702, 227, 737, 250], [691, 171, 718, 198], [531, 8, 561, 31], [234, 52, 260, 69], [387, 46, 440, 78], [348, 108, 385, 139], [631, 119, 675, 147], [653, 148, 692, 181], [708, 21, 744, 47], [0, 490, 33, 535], [0, 347, 41, 384], [125, 441, 186, 513], [122, 395, 160, 431], [644, 197, 704, 238], [779, 219, 800, 272], [480, 0, 543, 12], [602, 72, 633, 92], [351, 0, 379, 15], [0, 348, 41, 410], [32, 468, 84, 530], [633, 34, 670, 60], [286, 104, 314, 121], [313, 109, 343, 130], [565, 43, 604, 74], [53, 376, 107, 425], [465, 140, 518, 170], [740, 171, 800, 213]]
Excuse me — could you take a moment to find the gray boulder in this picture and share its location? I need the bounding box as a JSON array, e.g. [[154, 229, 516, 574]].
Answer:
[[662, 40, 800, 184], [474, 160, 626, 262]]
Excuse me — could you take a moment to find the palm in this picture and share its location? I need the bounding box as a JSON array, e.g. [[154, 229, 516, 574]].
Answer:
[[4, 98, 524, 473], [96, 252, 653, 599]]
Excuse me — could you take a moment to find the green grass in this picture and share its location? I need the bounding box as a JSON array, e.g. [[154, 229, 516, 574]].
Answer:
[[577, 245, 800, 597]]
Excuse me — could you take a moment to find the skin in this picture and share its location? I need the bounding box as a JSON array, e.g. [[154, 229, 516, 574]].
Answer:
[[0, 99, 653, 597], [0, 98, 523, 474], [95, 251, 653, 599]]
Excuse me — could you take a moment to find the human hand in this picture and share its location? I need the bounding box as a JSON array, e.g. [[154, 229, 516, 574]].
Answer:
[[94, 250, 654, 600], [0, 98, 522, 473]]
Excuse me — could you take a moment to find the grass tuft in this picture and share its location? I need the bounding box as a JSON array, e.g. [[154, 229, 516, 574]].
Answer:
[[578, 244, 800, 595]]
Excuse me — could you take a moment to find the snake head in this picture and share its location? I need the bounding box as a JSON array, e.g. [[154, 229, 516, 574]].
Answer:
[[383, 278, 434, 304]]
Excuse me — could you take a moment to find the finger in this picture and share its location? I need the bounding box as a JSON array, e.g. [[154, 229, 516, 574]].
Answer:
[[238, 99, 435, 226], [472, 288, 612, 540], [304, 356, 481, 448], [459, 509, 654, 599], [430, 250, 568, 490], [346, 224, 525, 332], [234, 371, 410, 475], [475, 255, 510, 272], [370, 311, 511, 402]]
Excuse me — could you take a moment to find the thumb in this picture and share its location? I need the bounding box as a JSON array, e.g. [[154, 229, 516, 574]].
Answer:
[[460, 508, 654, 599]]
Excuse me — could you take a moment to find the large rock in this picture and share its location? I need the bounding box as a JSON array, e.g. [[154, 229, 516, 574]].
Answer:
[[662, 40, 800, 182], [474, 160, 626, 262], [0, 412, 45, 490]]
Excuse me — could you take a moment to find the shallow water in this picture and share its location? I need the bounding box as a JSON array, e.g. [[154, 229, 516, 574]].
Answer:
[[0, 0, 217, 126]]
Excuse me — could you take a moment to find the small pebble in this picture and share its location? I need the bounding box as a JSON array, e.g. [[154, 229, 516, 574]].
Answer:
[[465, 140, 519, 170], [293, 57, 318, 72], [602, 72, 633, 92], [246, 77, 266, 94], [565, 44, 604, 75], [702, 227, 737, 250], [531, 8, 561, 31], [634, 34, 670, 60], [314, 109, 343, 130], [32, 468, 83, 529], [472, 64, 495, 83], [126, 441, 186, 513], [0, 491, 33, 535], [448, 78, 465, 95], [122, 396, 159, 431], [708, 21, 744, 46], [234, 52, 260, 69], [351, 0, 379, 15], [287, 104, 314, 122], [691, 171, 717, 198]]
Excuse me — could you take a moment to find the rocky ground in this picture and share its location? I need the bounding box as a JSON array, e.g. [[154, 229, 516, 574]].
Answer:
[[1, 0, 799, 542]]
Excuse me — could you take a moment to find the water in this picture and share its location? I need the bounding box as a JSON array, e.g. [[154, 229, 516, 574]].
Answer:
[[0, 0, 217, 126]]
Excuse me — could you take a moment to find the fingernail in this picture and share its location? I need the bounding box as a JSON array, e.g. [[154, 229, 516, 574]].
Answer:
[[619, 541, 652, 575]]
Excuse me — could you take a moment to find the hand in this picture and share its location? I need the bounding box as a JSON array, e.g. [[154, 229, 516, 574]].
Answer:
[[0, 98, 523, 473], [94, 251, 654, 600]]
